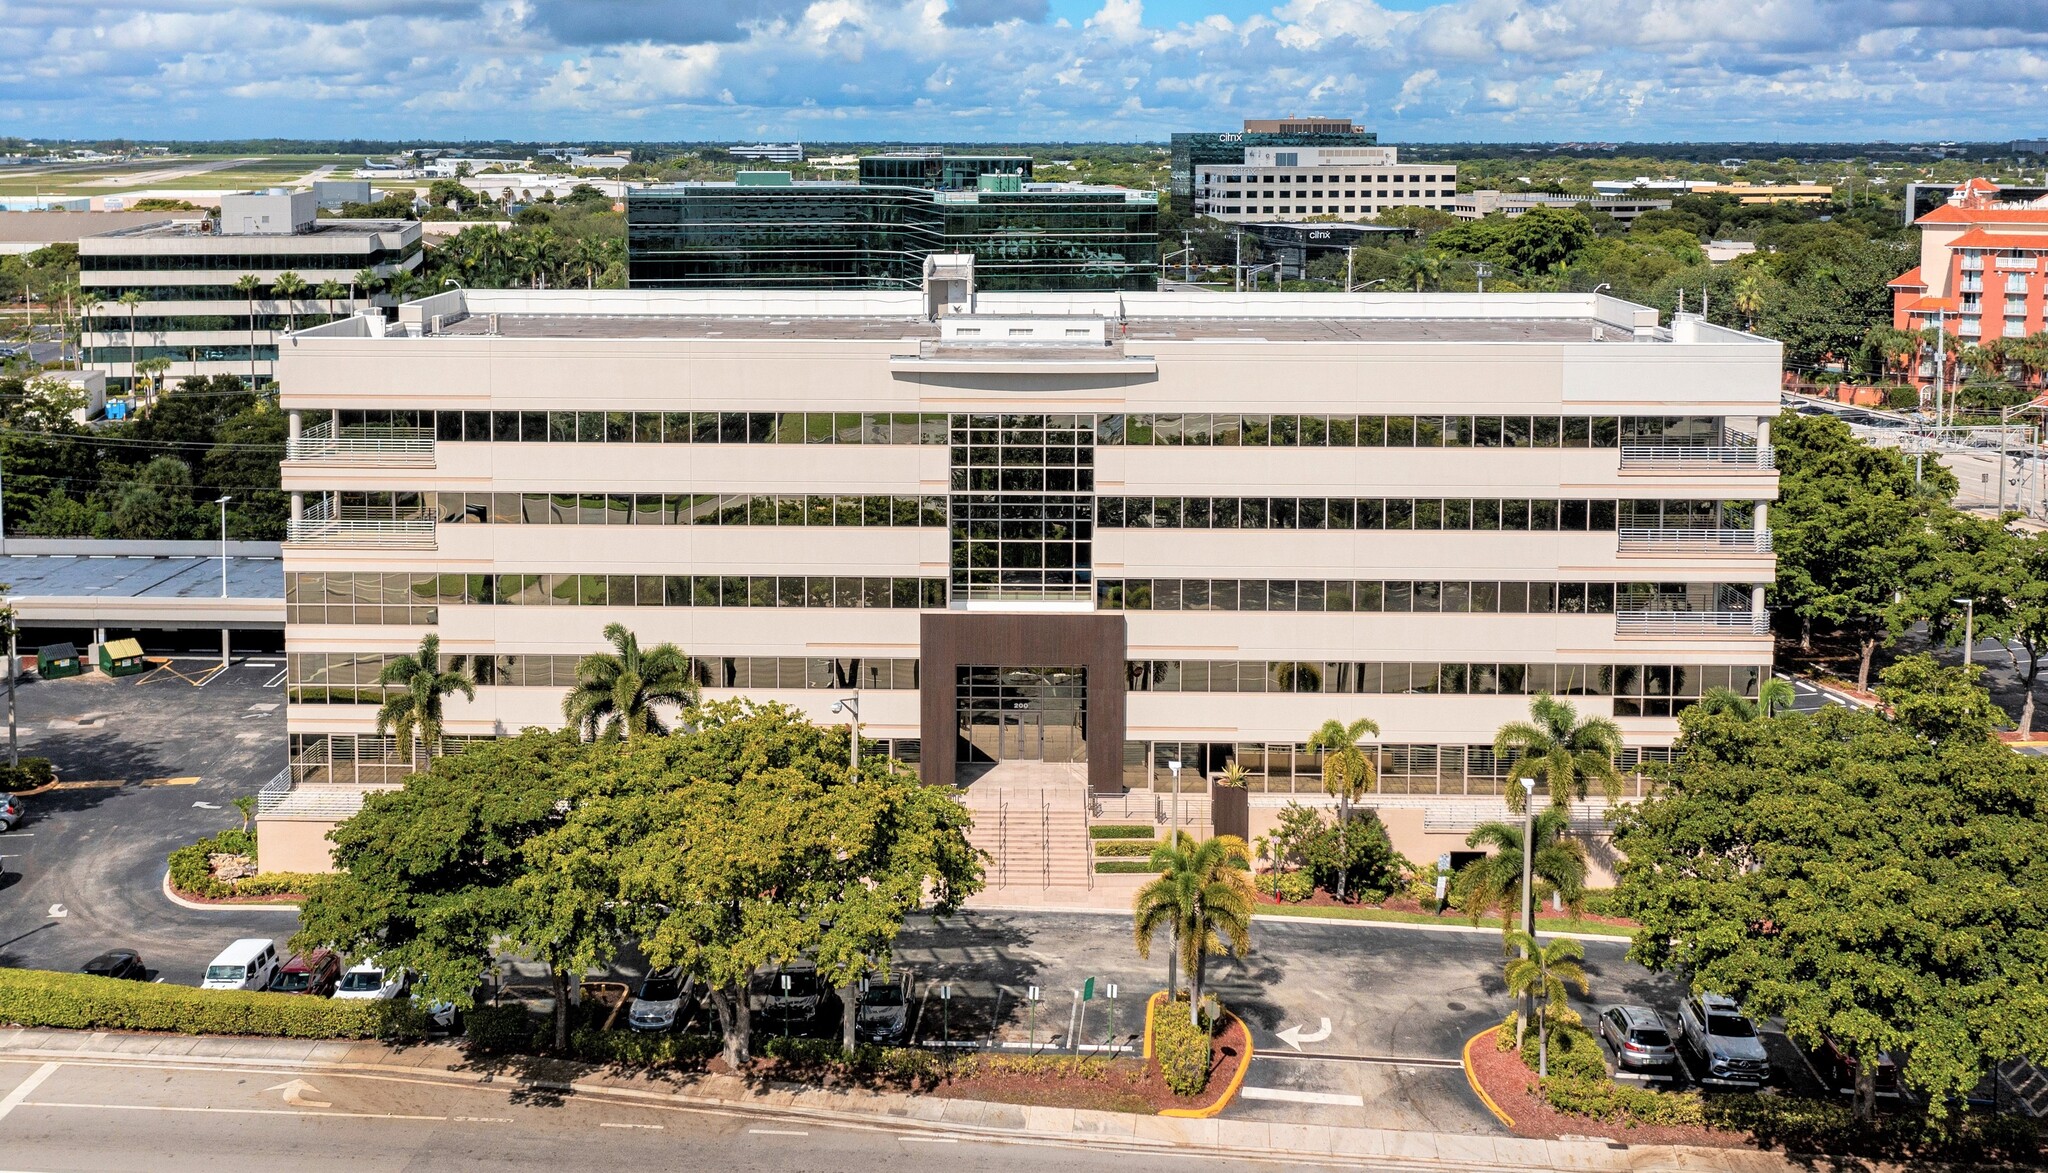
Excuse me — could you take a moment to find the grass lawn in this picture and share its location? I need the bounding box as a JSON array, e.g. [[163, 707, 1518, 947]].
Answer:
[[1253, 902, 1637, 937]]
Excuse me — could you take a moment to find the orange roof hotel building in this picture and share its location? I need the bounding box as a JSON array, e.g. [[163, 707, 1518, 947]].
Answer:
[[1892, 179, 2048, 362]]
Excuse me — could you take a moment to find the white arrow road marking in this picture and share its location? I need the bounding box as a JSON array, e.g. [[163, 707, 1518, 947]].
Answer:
[[266, 1079, 330, 1108], [1274, 1017, 1333, 1050], [191, 801, 220, 809], [45, 905, 66, 919]]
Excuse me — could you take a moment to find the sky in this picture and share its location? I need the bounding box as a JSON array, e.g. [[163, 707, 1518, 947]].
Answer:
[[4, 0, 2047, 143]]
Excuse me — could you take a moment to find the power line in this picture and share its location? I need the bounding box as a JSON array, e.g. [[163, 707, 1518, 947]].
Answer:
[[0, 428, 283, 452]]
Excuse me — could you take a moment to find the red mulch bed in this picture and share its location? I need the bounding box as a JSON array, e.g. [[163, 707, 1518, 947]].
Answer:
[[169, 884, 308, 905], [1467, 1027, 1746, 1149], [1255, 891, 1638, 929]]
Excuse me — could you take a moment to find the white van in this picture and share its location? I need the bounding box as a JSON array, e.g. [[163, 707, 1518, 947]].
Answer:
[[201, 939, 280, 991]]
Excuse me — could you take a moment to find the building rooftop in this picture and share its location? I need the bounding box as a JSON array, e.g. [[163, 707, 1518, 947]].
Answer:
[[1, 553, 282, 600], [83, 219, 412, 243]]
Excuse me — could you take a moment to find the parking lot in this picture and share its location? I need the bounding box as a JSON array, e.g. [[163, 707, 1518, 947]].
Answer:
[[0, 658, 298, 984]]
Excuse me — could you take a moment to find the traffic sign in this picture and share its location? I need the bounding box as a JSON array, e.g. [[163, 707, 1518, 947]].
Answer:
[[1082, 977, 1095, 1001]]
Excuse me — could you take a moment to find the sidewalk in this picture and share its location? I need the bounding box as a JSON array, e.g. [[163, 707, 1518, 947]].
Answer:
[[0, 1026, 1805, 1173]]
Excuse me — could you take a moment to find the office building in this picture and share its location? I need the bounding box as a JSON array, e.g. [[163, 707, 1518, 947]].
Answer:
[[1170, 117, 1378, 206], [1190, 146, 1457, 222], [1445, 191, 1670, 226], [626, 165, 1157, 292], [79, 190, 421, 391], [311, 180, 373, 210], [268, 276, 1779, 876], [1891, 178, 2048, 362], [730, 143, 805, 163]]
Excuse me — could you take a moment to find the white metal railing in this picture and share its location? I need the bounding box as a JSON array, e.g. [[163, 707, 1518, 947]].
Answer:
[[287, 422, 434, 466], [1618, 527, 1772, 553], [254, 767, 293, 814], [1616, 610, 1769, 635], [1619, 445, 1775, 470], [287, 499, 437, 547]]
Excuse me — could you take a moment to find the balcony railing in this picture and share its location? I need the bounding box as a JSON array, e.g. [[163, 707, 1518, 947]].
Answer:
[[287, 498, 436, 547], [287, 422, 435, 466], [1618, 527, 1772, 554], [1619, 444, 1775, 471], [1616, 610, 1769, 636]]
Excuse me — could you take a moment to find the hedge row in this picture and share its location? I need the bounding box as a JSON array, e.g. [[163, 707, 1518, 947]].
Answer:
[[1096, 860, 1160, 874], [0, 758, 54, 792], [167, 827, 325, 901], [1152, 998, 1214, 1096], [1094, 839, 1159, 858], [1542, 1074, 1708, 1126], [1089, 824, 1155, 840], [0, 967, 427, 1039], [1254, 871, 1314, 902]]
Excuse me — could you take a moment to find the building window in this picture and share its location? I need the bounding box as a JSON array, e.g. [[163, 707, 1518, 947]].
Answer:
[[949, 413, 1094, 601]]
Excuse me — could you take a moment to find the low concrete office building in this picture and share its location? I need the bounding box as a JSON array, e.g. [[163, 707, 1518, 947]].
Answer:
[[1192, 147, 1457, 222], [1444, 190, 1671, 225], [79, 190, 421, 391], [268, 278, 1780, 878]]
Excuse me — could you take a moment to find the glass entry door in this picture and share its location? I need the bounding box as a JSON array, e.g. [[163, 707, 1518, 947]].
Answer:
[[956, 665, 1087, 764]]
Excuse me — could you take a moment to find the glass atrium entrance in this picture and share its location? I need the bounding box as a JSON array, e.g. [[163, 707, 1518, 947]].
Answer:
[[956, 666, 1087, 765]]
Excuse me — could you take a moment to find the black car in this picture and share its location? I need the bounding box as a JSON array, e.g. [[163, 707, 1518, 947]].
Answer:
[[82, 950, 147, 981], [855, 980, 910, 1044]]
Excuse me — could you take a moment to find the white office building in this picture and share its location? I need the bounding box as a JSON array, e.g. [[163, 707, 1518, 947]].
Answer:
[[1192, 147, 1459, 222], [264, 274, 1779, 881]]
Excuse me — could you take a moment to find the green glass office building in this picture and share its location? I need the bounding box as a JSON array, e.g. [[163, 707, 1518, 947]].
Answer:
[[628, 168, 1158, 292]]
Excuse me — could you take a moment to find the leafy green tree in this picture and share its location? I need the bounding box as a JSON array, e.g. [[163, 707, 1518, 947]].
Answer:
[[201, 399, 288, 540], [1133, 832, 1256, 1025], [1501, 206, 1594, 273], [561, 622, 698, 741], [1453, 805, 1589, 930], [1491, 693, 1624, 810], [1395, 250, 1445, 292], [295, 731, 591, 1045], [560, 702, 980, 1066], [1307, 716, 1379, 899], [1691, 677, 1796, 720], [1770, 411, 1953, 687], [1502, 931, 1588, 1076], [374, 633, 476, 769], [1613, 655, 2048, 1123], [108, 456, 203, 540]]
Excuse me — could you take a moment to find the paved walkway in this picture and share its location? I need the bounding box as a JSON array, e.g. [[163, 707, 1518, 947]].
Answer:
[[0, 1027, 1804, 1173]]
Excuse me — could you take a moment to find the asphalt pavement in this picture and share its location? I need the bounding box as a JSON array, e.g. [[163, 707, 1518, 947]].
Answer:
[[0, 658, 298, 983]]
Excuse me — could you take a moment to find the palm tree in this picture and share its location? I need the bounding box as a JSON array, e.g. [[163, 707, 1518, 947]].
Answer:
[[374, 632, 476, 770], [1453, 805, 1588, 928], [574, 237, 612, 289], [230, 274, 263, 388], [271, 270, 310, 333], [1133, 832, 1256, 1025], [561, 622, 699, 741], [1396, 250, 1445, 292], [134, 356, 173, 405], [1732, 273, 1764, 332], [1692, 677, 1796, 720], [1307, 716, 1380, 900], [1501, 931, 1588, 1075], [115, 289, 147, 393], [351, 267, 382, 304], [315, 279, 349, 326], [1492, 693, 1624, 811]]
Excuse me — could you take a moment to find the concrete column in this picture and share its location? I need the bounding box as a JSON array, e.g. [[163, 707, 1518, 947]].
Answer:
[[1756, 416, 1771, 446], [1756, 500, 1769, 531], [1752, 585, 1766, 618], [287, 410, 302, 442], [290, 492, 303, 522], [220, 628, 231, 670]]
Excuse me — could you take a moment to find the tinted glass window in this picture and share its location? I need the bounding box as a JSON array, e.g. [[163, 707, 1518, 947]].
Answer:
[[1708, 1014, 1756, 1037]]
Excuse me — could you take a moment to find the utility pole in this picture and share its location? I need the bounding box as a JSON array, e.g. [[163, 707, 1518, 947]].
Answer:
[[1166, 758, 1182, 999], [1933, 308, 1948, 432], [1232, 232, 1241, 293], [5, 613, 16, 766], [2001, 404, 2012, 511], [1346, 247, 1354, 293], [1517, 777, 1535, 1044], [1957, 598, 1976, 667], [1183, 230, 1192, 283]]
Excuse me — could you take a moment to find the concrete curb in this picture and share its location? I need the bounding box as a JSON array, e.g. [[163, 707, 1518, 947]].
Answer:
[[1462, 1027, 1515, 1129], [160, 868, 301, 914], [0, 1027, 1809, 1173]]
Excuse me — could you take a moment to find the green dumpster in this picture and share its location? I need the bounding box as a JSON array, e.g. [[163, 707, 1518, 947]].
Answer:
[[36, 643, 83, 680], [97, 638, 149, 677]]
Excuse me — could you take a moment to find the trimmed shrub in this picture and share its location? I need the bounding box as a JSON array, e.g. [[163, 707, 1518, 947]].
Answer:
[[1152, 999, 1214, 1097], [1275, 871, 1313, 902], [0, 758, 54, 791], [167, 827, 326, 901], [0, 967, 425, 1039], [1094, 839, 1158, 858], [1521, 1020, 1607, 1081], [1095, 860, 1159, 874], [1543, 1075, 1708, 1126], [464, 1005, 543, 1054], [573, 1026, 719, 1067], [1089, 824, 1155, 839], [1578, 888, 1620, 918]]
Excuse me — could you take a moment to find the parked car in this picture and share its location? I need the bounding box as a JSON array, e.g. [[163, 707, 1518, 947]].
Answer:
[[269, 950, 343, 997], [1814, 1036, 1901, 1095], [332, 961, 409, 1001], [201, 939, 281, 991], [626, 967, 695, 1033], [81, 950, 147, 981], [1677, 993, 1771, 1086], [751, 961, 825, 1027], [855, 978, 910, 1044], [0, 793, 26, 832], [1597, 1004, 1678, 1071]]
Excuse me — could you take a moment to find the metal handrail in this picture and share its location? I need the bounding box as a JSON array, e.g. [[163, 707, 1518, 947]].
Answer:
[[1619, 444, 1775, 470], [254, 767, 293, 814], [287, 425, 435, 464], [1618, 527, 1773, 553], [1616, 610, 1769, 634], [286, 515, 438, 547]]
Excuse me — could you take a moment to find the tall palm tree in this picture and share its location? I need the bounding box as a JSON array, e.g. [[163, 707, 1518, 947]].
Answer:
[[271, 270, 310, 332], [1502, 931, 1588, 1074], [1133, 832, 1256, 1025], [1492, 693, 1624, 811], [230, 274, 263, 388], [351, 267, 382, 304], [1731, 273, 1765, 332], [561, 622, 698, 741], [1307, 716, 1380, 900], [1453, 805, 1588, 928], [115, 289, 147, 393], [374, 632, 476, 771], [1692, 678, 1796, 720], [315, 279, 349, 325], [1396, 250, 1445, 292]]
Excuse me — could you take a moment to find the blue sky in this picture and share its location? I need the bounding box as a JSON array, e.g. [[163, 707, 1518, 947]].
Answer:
[[3, 0, 2045, 143]]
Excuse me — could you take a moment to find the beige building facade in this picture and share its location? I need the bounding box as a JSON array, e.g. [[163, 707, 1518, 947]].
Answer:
[[1192, 147, 1458, 222], [263, 284, 1778, 875]]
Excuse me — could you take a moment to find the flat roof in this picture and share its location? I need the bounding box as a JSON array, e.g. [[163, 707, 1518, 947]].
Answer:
[[1, 554, 281, 600], [85, 219, 412, 242], [436, 312, 1637, 344]]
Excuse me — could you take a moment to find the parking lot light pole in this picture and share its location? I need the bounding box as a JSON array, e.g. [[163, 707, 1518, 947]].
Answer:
[[216, 495, 233, 669], [1955, 598, 1975, 667], [1518, 777, 1536, 1045], [1166, 759, 1182, 999], [830, 695, 860, 776]]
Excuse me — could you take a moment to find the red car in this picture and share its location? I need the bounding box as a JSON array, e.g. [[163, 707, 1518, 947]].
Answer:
[[268, 950, 342, 996]]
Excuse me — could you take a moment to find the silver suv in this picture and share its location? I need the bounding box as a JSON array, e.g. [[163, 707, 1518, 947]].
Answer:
[[1598, 1004, 1677, 1070], [1677, 993, 1770, 1086]]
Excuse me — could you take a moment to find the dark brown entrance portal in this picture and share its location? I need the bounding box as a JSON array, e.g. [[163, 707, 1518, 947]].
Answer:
[[919, 613, 1126, 793]]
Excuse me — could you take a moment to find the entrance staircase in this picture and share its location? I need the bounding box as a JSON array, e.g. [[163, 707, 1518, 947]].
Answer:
[[959, 761, 1093, 891]]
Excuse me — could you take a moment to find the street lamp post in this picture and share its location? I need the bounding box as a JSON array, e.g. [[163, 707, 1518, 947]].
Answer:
[[1166, 758, 1182, 1000], [216, 495, 232, 669], [830, 695, 861, 777], [1517, 777, 1536, 1045], [1475, 263, 1491, 294], [1956, 598, 1976, 667]]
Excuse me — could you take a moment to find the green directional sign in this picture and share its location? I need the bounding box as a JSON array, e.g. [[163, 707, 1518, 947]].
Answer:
[[1082, 977, 1096, 1001]]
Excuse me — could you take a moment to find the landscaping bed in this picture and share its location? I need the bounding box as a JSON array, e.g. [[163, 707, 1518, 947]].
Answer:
[[1253, 891, 1637, 935], [167, 827, 323, 903]]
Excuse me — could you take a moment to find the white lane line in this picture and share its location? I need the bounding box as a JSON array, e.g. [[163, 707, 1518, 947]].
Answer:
[[1238, 1086, 1367, 1107], [749, 1129, 811, 1136], [26, 1101, 448, 1122], [899, 1135, 958, 1143], [0, 1063, 58, 1122], [599, 1121, 663, 1130]]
